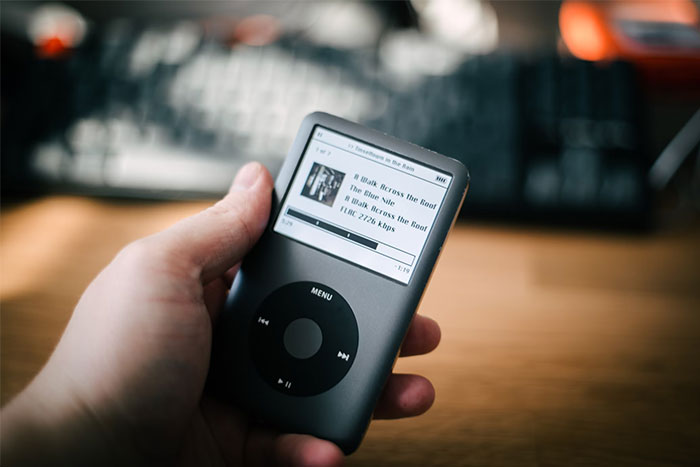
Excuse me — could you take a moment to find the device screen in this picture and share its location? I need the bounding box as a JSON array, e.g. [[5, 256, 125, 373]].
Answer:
[[273, 126, 452, 284]]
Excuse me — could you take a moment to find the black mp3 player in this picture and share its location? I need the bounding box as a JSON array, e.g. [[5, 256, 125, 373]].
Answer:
[[213, 112, 469, 454]]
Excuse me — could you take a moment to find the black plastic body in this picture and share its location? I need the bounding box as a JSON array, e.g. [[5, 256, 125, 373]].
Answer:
[[213, 112, 469, 454]]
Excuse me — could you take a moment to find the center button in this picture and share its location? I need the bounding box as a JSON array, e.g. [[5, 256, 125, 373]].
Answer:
[[283, 318, 323, 359]]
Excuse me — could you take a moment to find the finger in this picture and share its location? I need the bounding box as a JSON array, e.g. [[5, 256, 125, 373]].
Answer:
[[153, 162, 274, 284], [245, 428, 344, 467], [373, 373, 435, 420], [399, 315, 441, 357], [274, 434, 344, 467]]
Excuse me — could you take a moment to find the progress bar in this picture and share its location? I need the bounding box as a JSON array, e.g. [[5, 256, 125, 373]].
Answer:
[[286, 208, 378, 249], [284, 208, 415, 266]]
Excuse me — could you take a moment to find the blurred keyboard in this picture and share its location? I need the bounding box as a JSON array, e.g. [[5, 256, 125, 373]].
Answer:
[[2, 22, 650, 227]]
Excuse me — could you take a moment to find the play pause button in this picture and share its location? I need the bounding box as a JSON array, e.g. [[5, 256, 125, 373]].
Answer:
[[277, 378, 292, 389]]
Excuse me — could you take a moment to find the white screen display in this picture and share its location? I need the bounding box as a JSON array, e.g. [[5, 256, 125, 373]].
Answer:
[[273, 126, 452, 284]]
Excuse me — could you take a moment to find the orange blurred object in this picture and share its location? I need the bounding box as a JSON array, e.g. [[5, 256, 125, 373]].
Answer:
[[36, 36, 70, 58], [559, 2, 614, 61], [559, 0, 700, 89], [29, 3, 86, 59]]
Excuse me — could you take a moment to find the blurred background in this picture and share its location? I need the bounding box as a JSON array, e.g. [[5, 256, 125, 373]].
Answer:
[[2, 0, 699, 227], [2, 1, 700, 465]]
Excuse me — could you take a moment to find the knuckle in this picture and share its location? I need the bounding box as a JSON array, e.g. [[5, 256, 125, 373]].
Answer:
[[116, 237, 168, 270], [117, 238, 153, 265], [208, 194, 256, 250]]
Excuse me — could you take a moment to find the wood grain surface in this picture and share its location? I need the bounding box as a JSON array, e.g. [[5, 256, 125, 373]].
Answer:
[[2, 197, 699, 466]]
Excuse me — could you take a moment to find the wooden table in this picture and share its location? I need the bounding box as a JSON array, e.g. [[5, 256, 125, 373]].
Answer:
[[2, 197, 699, 466]]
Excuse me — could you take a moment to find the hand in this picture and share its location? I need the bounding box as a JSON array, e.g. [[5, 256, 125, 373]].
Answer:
[[1, 163, 441, 467]]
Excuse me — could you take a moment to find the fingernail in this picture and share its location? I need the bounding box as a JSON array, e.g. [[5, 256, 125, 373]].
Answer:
[[232, 162, 262, 190]]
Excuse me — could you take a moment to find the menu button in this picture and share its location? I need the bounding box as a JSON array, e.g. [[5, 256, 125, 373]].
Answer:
[[309, 286, 333, 301]]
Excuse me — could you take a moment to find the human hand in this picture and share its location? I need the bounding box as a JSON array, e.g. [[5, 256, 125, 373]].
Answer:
[[1, 163, 441, 467]]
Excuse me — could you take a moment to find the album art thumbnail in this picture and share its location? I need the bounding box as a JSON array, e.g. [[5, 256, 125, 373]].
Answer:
[[301, 163, 345, 207]]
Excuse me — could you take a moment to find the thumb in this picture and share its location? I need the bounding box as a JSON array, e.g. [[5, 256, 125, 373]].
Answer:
[[154, 162, 274, 283]]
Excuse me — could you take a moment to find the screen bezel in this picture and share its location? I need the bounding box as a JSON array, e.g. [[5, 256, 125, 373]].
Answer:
[[271, 121, 455, 286]]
